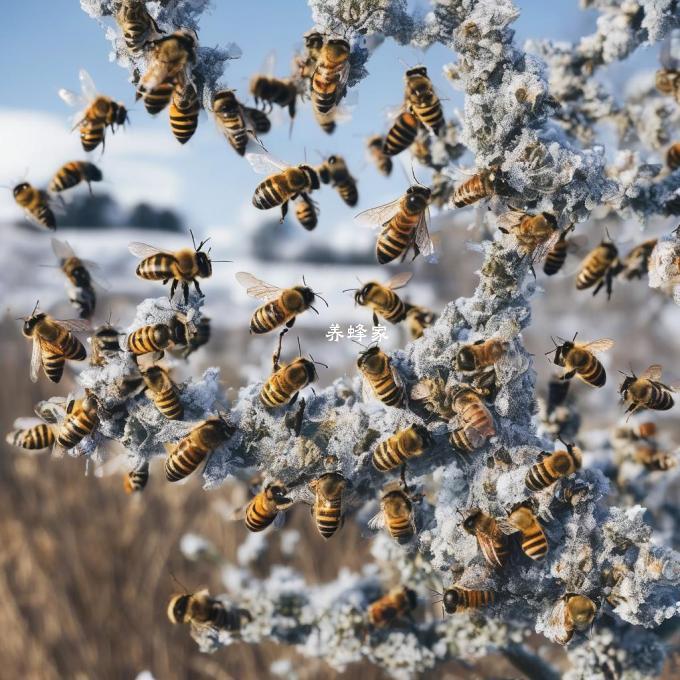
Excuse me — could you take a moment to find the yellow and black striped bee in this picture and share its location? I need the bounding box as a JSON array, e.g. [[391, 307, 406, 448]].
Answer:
[[49, 161, 102, 194], [367, 586, 417, 627], [383, 111, 419, 157], [164, 415, 234, 482], [236, 272, 325, 334], [357, 345, 404, 407], [124, 461, 150, 494], [294, 194, 319, 231], [405, 305, 437, 340], [372, 424, 433, 472], [317, 155, 358, 207], [507, 505, 548, 561], [452, 167, 505, 208], [90, 323, 122, 366], [456, 338, 508, 373], [242, 481, 293, 532], [212, 89, 251, 156], [442, 587, 495, 614], [634, 444, 678, 471], [310, 38, 350, 115], [525, 444, 582, 491], [309, 472, 346, 540], [5, 417, 55, 451], [351, 272, 412, 327], [620, 364, 675, 416], [547, 334, 614, 387], [54, 393, 100, 452], [404, 66, 444, 135], [138, 29, 196, 96], [142, 365, 183, 420], [498, 210, 561, 262], [463, 511, 509, 568], [667, 142, 680, 170], [115, 0, 161, 55], [656, 69, 680, 102], [546, 594, 597, 645], [21, 304, 88, 383], [367, 135, 393, 176], [13, 182, 56, 230], [369, 483, 417, 544], [137, 75, 174, 115], [129, 231, 223, 303], [618, 239, 658, 281], [169, 81, 199, 144], [250, 75, 299, 120], [59, 69, 128, 152], [168, 589, 251, 633], [51, 239, 98, 319], [126, 323, 173, 357], [247, 151, 321, 222], [449, 387, 496, 452], [576, 238, 620, 299], [357, 185, 434, 264]]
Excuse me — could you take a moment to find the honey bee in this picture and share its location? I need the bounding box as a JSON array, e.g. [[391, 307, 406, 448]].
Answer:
[[452, 167, 505, 208], [317, 155, 358, 207], [410, 129, 432, 167], [576, 238, 620, 299], [525, 444, 582, 491], [372, 424, 433, 473], [546, 334, 614, 387], [51, 239, 98, 319], [115, 0, 161, 55], [137, 76, 174, 114], [124, 461, 150, 494], [404, 66, 444, 135], [463, 510, 510, 568], [138, 30, 196, 95], [507, 505, 548, 561], [236, 272, 325, 334], [250, 76, 299, 120], [498, 210, 561, 262], [357, 345, 404, 407], [366, 135, 393, 176], [383, 111, 419, 157], [178, 316, 210, 359], [309, 472, 346, 539], [442, 587, 495, 614], [357, 185, 434, 264], [142, 365, 183, 420], [49, 161, 102, 194], [618, 239, 658, 280], [368, 483, 418, 544], [167, 589, 251, 634], [634, 443, 678, 471], [367, 586, 417, 627], [543, 228, 572, 276], [656, 69, 680, 102], [12, 182, 56, 230], [59, 69, 128, 152], [351, 272, 412, 327], [126, 323, 173, 357], [294, 194, 319, 231], [169, 81, 199, 144], [242, 481, 293, 532], [405, 305, 437, 340], [164, 416, 234, 482], [620, 365, 675, 416], [310, 38, 350, 115], [129, 231, 223, 303], [546, 594, 596, 645], [90, 323, 122, 366], [5, 418, 55, 451], [212, 89, 260, 157], [456, 339, 508, 373], [247, 151, 321, 222], [449, 388, 496, 452], [21, 304, 88, 383], [54, 393, 100, 452]]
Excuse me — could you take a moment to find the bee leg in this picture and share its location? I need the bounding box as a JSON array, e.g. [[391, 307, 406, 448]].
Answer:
[[592, 279, 604, 297], [605, 268, 614, 300], [280, 201, 289, 223], [193, 280, 203, 298], [170, 279, 178, 299], [286, 317, 296, 329], [273, 329, 288, 370], [498, 227, 509, 234], [183, 283, 190, 305], [372, 312, 379, 327]]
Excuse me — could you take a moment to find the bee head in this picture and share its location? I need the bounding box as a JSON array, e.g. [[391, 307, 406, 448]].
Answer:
[[13, 182, 30, 198], [304, 30, 324, 50], [21, 301, 43, 337], [456, 346, 476, 371], [115, 104, 129, 126], [405, 185, 431, 209], [405, 66, 428, 79], [442, 588, 460, 614], [299, 164, 321, 191], [212, 89, 237, 113], [195, 250, 212, 277], [354, 282, 375, 305], [619, 372, 636, 393], [318, 471, 346, 495], [267, 482, 291, 505], [357, 344, 383, 369], [167, 593, 191, 624], [325, 38, 350, 62], [462, 511, 480, 535], [174, 28, 198, 53], [411, 423, 433, 447]]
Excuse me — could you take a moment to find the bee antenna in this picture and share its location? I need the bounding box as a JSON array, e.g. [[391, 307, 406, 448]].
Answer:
[[211, 260, 233, 263], [189, 228, 197, 250], [572, 331, 578, 342], [341, 287, 357, 293], [352, 339, 368, 349], [314, 291, 329, 307], [197, 237, 211, 252], [309, 305, 319, 315], [30, 300, 40, 317], [297, 336, 302, 356], [310, 354, 328, 369], [169, 570, 189, 594]]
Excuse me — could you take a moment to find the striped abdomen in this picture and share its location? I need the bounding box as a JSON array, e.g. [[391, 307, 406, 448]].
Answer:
[[125, 462, 149, 493], [336, 181, 358, 207], [453, 175, 488, 208], [218, 109, 248, 156], [543, 235, 568, 276], [387, 514, 414, 544], [151, 387, 183, 420], [314, 496, 342, 539], [451, 588, 495, 611], [142, 81, 174, 114], [364, 371, 404, 407], [647, 385, 674, 410], [573, 354, 605, 387], [55, 331, 86, 360], [311, 64, 344, 114], [136, 254, 177, 281], [376, 207, 421, 264], [374, 291, 408, 324], [206, 604, 244, 632], [519, 525, 548, 560], [32, 202, 56, 230], [410, 99, 443, 134], [49, 162, 83, 192], [7, 424, 54, 450], [383, 112, 418, 156], [260, 373, 296, 408], [57, 409, 98, 449], [127, 324, 172, 355], [525, 461, 558, 491], [373, 437, 414, 471], [449, 427, 478, 452], [295, 197, 317, 230], [169, 86, 199, 144], [314, 110, 336, 134], [165, 439, 208, 481], [576, 246, 616, 289], [41, 348, 66, 383], [250, 300, 289, 334], [457, 398, 494, 437], [245, 493, 277, 532], [80, 120, 105, 152], [253, 176, 287, 210]]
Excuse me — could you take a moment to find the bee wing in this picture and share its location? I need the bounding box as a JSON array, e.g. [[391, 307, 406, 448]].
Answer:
[[463, 425, 486, 449], [12, 416, 42, 429], [35, 398, 67, 423], [58, 88, 87, 109], [355, 197, 402, 230], [385, 272, 413, 290], [128, 242, 166, 258], [262, 49, 277, 76], [361, 377, 375, 402], [566, 234, 589, 255], [51, 237, 76, 260], [366, 510, 385, 531], [640, 364, 663, 381], [273, 511, 286, 529], [581, 338, 615, 355], [495, 517, 519, 535], [410, 381, 431, 401], [415, 209, 436, 261], [477, 532, 506, 567], [30, 337, 43, 383], [79, 69, 99, 101], [56, 318, 92, 333], [496, 209, 524, 232], [532, 229, 562, 264], [245, 150, 290, 175], [228, 502, 248, 521], [235, 272, 282, 301]]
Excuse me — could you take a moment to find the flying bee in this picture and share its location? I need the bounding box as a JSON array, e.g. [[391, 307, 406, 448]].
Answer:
[[350, 272, 413, 327], [21, 303, 88, 383], [90, 323, 122, 366], [441, 587, 495, 614], [372, 424, 433, 473], [634, 445, 678, 471], [317, 155, 358, 207], [138, 30, 196, 95], [620, 364, 676, 416], [546, 594, 597, 645], [525, 444, 582, 491], [383, 111, 419, 157], [576, 238, 620, 299], [241, 481, 293, 532], [618, 239, 658, 280], [356, 185, 434, 264], [5, 414, 55, 451], [49, 161, 102, 194], [59, 69, 128, 152], [449, 387, 496, 452], [367, 586, 417, 627], [247, 151, 321, 222], [51, 239, 99, 319], [115, 0, 161, 55], [463, 511, 510, 568], [456, 338, 508, 373], [507, 505, 548, 561], [310, 38, 350, 115], [236, 272, 326, 334], [124, 461, 150, 494], [126, 323, 173, 357], [368, 481, 418, 544], [142, 365, 183, 420], [357, 345, 404, 407], [212, 89, 253, 157], [656, 69, 680, 102], [12, 182, 56, 230], [164, 415, 234, 482], [250, 75, 299, 119], [405, 305, 437, 340], [54, 393, 100, 452], [129, 231, 225, 303], [546, 334, 614, 387], [410, 129, 432, 167], [309, 472, 346, 539], [169, 81, 200, 144], [167, 589, 251, 634], [498, 210, 561, 262], [366, 135, 393, 176], [452, 167, 506, 208], [404, 66, 444, 135], [294, 193, 319, 231]]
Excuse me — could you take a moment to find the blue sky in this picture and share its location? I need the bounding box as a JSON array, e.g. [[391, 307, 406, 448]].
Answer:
[[0, 1, 657, 245]]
